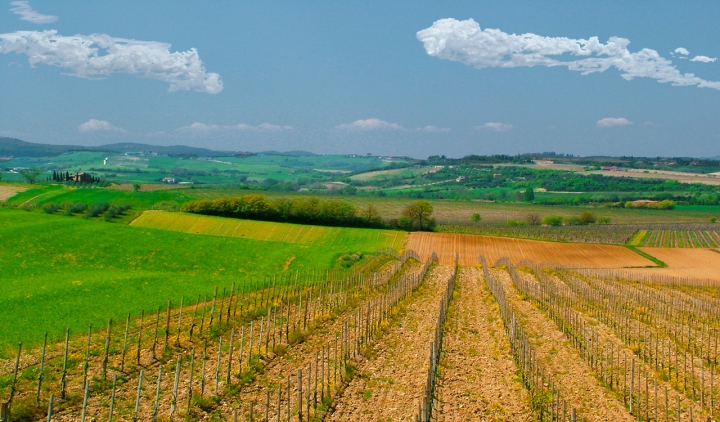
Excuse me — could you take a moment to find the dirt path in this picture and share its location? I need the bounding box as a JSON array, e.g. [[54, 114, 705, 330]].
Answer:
[[435, 267, 531, 420], [491, 268, 635, 421], [327, 265, 453, 421]]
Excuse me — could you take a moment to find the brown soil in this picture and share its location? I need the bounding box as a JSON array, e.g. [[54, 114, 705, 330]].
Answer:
[[435, 267, 531, 420], [491, 268, 635, 421], [407, 232, 653, 268], [0, 185, 26, 201], [327, 265, 453, 421], [638, 247, 720, 280]]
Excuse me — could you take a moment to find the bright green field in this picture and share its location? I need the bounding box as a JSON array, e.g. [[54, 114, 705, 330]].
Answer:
[[131, 211, 407, 249], [0, 208, 396, 353]]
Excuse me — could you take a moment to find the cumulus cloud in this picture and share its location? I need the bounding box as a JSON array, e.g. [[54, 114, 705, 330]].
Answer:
[[417, 125, 450, 133], [674, 48, 689, 56], [475, 122, 512, 132], [417, 19, 720, 90], [10, 1, 57, 24], [691, 55, 717, 63], [596, 117, 633, 128], [177, 122, 294, 133], [79, 119, 126, 133], [335, 118, 403, 131], [0, 30, 222, 93]]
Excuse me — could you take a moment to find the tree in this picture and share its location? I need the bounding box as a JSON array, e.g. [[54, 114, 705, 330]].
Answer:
[[522, 187, 535, 202], [363, 204, 383, 227], [401, 200, 435, 231], [19, 168, 42, 184], [471, 213, 482, 223], [132, 183, 141, 192]]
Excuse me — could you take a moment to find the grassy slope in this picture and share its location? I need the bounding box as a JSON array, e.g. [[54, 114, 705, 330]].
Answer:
[[0, 208, 393, 351], [131, 211, 407, 250]]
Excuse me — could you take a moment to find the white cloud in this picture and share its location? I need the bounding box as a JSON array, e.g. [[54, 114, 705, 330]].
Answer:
[[691, 55, 717, 63], [474, 122, 512, 132], [10, 1, 57, 24], [596, 117, 633, 128], [417, 19, 720, 90], [335, 118, 403, 131], [674, 48, 689, 56], [176, 122, 294, 133], [79, 119, 126, 133], [417, 125, 450, 133], [0, 30, 222, 93]]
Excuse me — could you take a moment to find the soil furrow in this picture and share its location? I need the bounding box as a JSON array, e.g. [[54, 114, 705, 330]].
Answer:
[[435, 267, 531, 420], [327, 265, 453, 421], [491, 268, 634, 421]]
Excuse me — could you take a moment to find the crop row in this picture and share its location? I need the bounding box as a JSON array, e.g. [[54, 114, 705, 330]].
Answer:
[[0, 250, 434, 420], [640, 230, 720, 247], [512, 259, 720, 420]]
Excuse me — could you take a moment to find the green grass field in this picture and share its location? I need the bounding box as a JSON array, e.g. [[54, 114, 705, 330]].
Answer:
[[0, 208, 397, 353], [131, 211, 407, 249]]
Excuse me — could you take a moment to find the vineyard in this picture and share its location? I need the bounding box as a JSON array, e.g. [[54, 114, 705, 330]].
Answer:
[[2, 240, 719, 420], [438, 223, 638, 245], [635, 229, 720, 247]]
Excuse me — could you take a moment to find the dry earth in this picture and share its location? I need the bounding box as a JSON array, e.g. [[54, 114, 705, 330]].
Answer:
[[407, 232, 654, 268], [435, 267, 531, 420], [0, 185, 26, 201], [492, 268, 635, 421], [328, 265, 453, 421]]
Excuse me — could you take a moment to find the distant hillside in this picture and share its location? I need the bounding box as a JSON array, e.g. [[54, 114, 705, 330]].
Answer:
[[0, 138, 317, 158], [0, 138, 80, 157], [0, 138, 236, 157]]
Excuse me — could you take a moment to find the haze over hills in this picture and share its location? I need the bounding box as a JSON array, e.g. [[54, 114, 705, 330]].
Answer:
[[0, 138, 316, 158]]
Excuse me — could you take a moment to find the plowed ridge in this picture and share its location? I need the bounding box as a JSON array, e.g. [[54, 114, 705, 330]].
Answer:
[[435, 267, 530, 420], [328, 265, 454, 421], [407, 232, 654, 268]]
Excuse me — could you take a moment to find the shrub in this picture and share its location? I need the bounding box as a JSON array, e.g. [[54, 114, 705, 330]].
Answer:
[[506, 219, 526, 227], [151, 201, 180, 211], [64, 202, 88, 216], [526, 213, 541, 226], [563, 216, 582, 226], [471, 213, 482, 223], [598, 216, 612, 224], [578, 211, 596, 225], [710, 216, 718, 224], [542, 215, 563, 226], [105, 204, 133, 220], [42, 203, 60, 214], [83, 202, 110, 219]]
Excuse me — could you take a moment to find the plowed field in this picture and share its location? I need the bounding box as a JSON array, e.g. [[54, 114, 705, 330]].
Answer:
[[406, 232, 654, 267], [0, 185, 26, 201], [638, 247, 720, 279]]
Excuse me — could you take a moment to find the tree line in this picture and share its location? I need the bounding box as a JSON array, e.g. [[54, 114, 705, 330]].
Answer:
[[181, 194, 436, 231]]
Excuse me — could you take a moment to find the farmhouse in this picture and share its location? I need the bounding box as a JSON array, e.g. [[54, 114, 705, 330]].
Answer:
[[71, 172, 94, 182], [456, 176, 466, 182], [162, 177, 176, 184]]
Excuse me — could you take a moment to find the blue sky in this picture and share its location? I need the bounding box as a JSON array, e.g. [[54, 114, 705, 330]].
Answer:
[[1, 1, 719, 158]]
